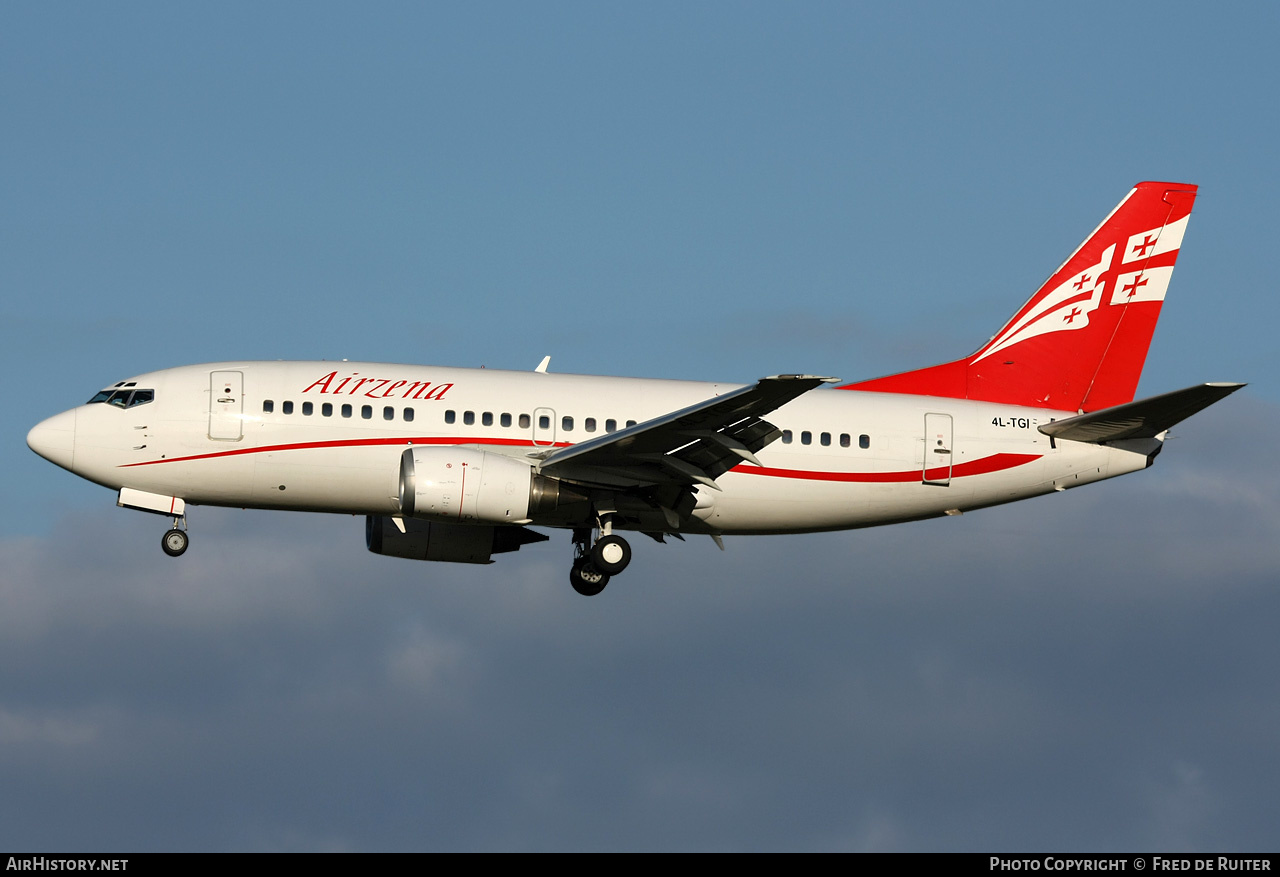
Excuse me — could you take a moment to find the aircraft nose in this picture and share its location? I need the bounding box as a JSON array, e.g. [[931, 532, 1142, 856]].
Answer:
[[27, 409, 76, 471]]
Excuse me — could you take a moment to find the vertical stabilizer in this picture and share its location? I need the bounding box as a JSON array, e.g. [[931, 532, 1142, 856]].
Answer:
[[840, 182, 1198, 412]]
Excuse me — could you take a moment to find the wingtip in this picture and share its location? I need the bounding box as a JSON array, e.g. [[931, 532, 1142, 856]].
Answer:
[[762, 374, 841, 383]]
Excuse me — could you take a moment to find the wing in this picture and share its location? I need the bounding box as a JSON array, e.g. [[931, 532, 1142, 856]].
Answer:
[[536, 374, 836, 490]]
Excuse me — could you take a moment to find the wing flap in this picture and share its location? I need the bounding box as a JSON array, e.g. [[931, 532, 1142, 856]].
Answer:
[[539, 374, 835, 488]]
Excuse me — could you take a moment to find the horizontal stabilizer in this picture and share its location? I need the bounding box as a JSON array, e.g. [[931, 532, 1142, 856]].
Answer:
[[1038, 382, 1245, 443]]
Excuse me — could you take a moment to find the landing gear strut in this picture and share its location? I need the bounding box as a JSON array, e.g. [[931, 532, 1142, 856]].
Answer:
[[568, 520, 632, 596], [161, 516, 188, 557]]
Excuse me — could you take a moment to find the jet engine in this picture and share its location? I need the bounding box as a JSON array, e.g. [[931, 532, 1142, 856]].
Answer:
[[397, 446, 582, 524]]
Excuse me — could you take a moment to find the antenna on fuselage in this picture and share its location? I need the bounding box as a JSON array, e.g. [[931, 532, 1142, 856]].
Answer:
[[534, 356, 551, 374]]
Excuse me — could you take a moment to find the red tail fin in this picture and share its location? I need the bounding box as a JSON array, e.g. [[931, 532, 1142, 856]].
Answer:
[[840, 181, 1198, 412]]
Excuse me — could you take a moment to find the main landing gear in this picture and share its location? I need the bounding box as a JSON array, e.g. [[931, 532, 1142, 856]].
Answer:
[[569, 557, 609, 597], [161, 516, 189, 557], [569, 519, 633, 596]]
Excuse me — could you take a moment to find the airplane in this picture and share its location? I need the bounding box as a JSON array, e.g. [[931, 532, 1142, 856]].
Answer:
[[27, 181, 1244, 596]]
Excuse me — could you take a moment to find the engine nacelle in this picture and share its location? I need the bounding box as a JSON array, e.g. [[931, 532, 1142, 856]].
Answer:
[[398, 446, 576, 524], [366, 515, 548, 564]]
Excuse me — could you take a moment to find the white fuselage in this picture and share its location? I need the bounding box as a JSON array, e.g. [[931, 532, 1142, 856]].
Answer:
[[38, 361, 1159, 535]]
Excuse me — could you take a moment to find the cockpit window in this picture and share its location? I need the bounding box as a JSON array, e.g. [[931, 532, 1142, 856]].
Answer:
[[88, 388, 155, 408]]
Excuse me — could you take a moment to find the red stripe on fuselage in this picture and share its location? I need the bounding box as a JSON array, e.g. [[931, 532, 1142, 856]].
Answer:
[[733, 452, 1040, 482], [117, 435, 563, 467], [119, 437, 1040, 483]]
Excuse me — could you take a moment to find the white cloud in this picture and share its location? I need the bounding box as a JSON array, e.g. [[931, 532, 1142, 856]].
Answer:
[[1, 402, 1277, 851]]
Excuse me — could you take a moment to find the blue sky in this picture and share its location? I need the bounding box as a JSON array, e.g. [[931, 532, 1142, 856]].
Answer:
[[2, 2, 1278, 851]]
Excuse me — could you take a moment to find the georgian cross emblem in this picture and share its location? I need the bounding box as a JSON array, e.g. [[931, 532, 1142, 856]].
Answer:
[[1072, 273, 1091, 291], [1122, 273, 1148, 298], [1132, 234, 1157, 257]]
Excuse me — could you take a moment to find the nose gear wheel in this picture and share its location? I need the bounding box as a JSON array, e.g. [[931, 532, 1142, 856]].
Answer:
[[161, 528, 189, 557]]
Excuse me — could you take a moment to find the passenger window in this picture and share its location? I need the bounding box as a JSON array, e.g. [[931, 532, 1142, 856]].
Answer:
[[562, 416, 574, 431], [501, 413, 512, 428], [342, 404, 352, 418], [539, 415, 550, 429], [820, 432, 831, 447], [626, 420, 636, 428], [585, 417, 596, 433], [404, 408, 414, 422], [302, 402, 313, 416], [263, 400, 274, 414], [801, 431, 812, 445], [383, 406, 394, 421], [282, 401, 294, 415], [482, 412, 493, 426], [361, 405, 372, 419], [322, 403, 333, 417], [463, 411, 475, 426], [840, 433, 850, 448], [859, 434, 870, 449], [782, 430, 792, 444], [519, 414, 531, 429], [606, 419, 617, 433], [445, 410, 456, 424]]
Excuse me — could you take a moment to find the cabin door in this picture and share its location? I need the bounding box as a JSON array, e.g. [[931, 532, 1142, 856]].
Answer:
[[923, 413, 953, 485], [209, 370, 244, 441]]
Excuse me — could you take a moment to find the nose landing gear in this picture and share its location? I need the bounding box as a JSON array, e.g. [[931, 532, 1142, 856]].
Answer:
[[161, 516, 188, 557]]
